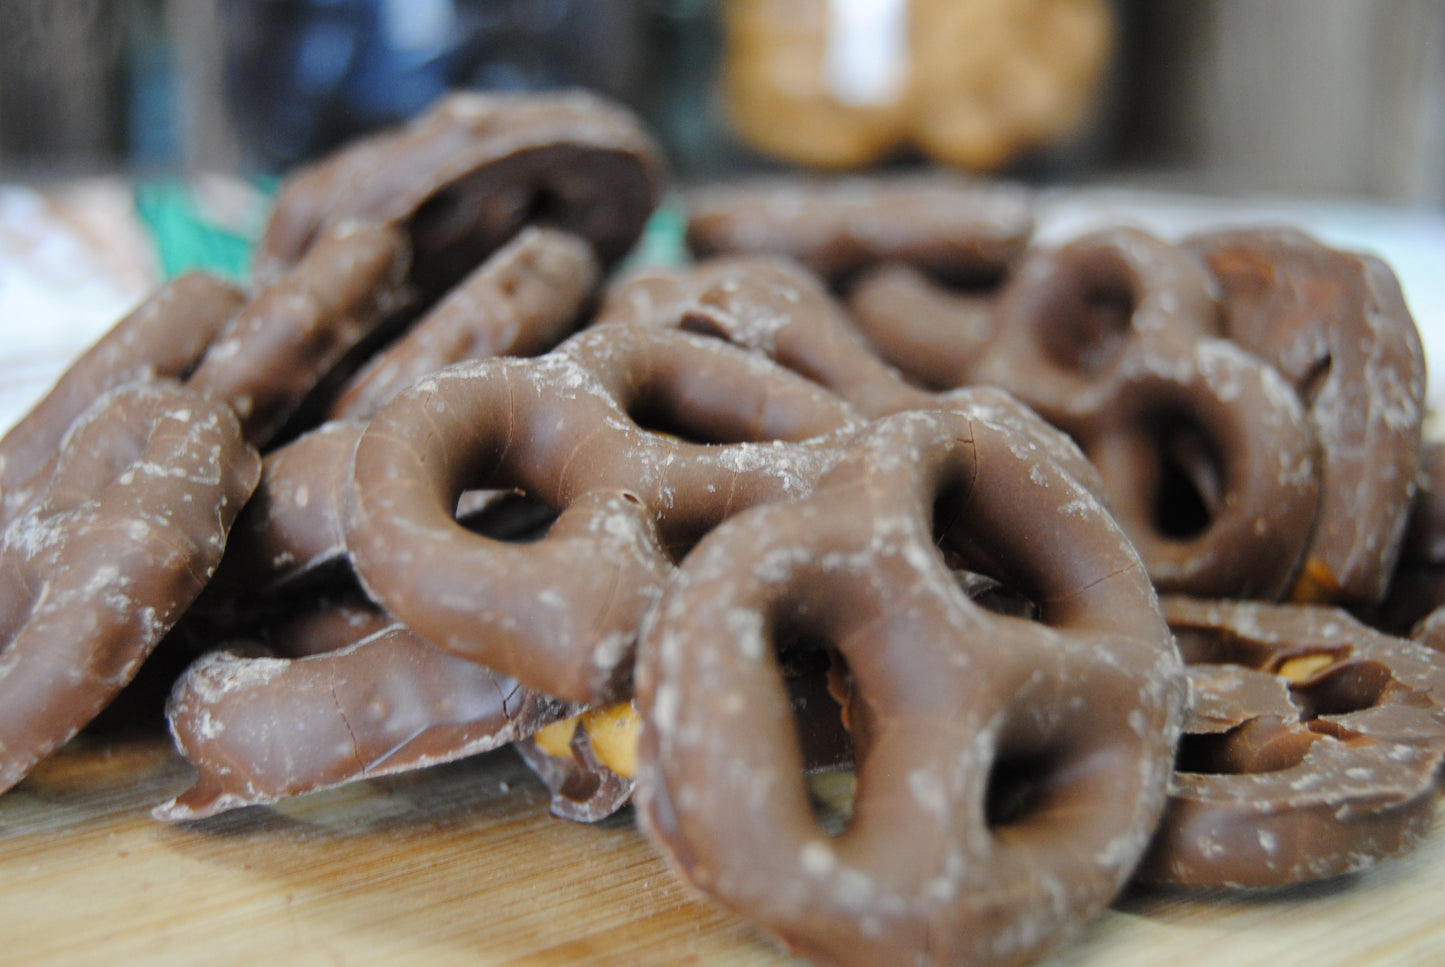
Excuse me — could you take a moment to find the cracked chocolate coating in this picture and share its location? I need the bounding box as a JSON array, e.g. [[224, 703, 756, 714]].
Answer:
[[0, 380, 259, 795], [255, 89, 667, 296], [345, 323, 861, 704], [1138, 596, 1445, 888], [685, 173, 1033, 287], [1185, 228, 1427, 607], [635, 398, 1186, 967]]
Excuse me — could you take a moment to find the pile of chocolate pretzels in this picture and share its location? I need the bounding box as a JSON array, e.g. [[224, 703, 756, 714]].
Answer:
[[3, 90, 1445, 967]]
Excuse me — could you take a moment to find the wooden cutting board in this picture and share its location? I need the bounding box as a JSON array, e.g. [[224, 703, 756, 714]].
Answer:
[[3, 727, 1442, 966]]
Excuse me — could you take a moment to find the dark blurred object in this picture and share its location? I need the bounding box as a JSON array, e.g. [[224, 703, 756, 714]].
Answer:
[[0, 0, 129, 172], [218, 0, 649, 173]]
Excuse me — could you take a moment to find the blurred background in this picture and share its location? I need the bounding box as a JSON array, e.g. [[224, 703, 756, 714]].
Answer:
[[0, 0, 1442, 202], [2, 0, 1444, 436]]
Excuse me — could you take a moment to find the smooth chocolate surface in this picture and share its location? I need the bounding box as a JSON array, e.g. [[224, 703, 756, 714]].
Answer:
[[157, 622, 575, 821], [685, 173, 1033, 287]]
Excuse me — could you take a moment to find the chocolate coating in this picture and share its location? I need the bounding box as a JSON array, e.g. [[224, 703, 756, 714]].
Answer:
[[972, 229, 1322, 600], [345, 323, 861, 704], [1185, 228, 1426, 606], [156, 622, 574, 821], [329, 225, 600, 421], [0, 272, 245, 527], [847, 260, 1000, 392], [1140, 596, 1445, 888], [211, 419, 367, 593], [596, 254, 936, 418], [1377, 438, 1445, 634], [635, 398, 1186, 967], [685, 173, 1033, 287], [0, 380, 259, 795], [255, 89, 667, 295], [188, 222, 413, 448]]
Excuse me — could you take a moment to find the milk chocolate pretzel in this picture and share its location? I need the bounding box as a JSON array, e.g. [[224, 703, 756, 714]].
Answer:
[[1185, 227, 1427, 607], [635, 397, 1187, 967], [963, 228, 1322, 600], [1138, 596, 1445, 888], [0, 380, 259, 795], [328, 225, 600, 422], [188, 222, 413, 447], [846, 259, 1000, 392], [684, 172, 1034, 288], [206, 419, 367, 595], [345, 323, 862, 704], [0, 272, 246, 528], [255, 89, 668, 296], [1376, 439, 1445, 635], [595, 255, 938, 419], [156, 616, 576, 822]]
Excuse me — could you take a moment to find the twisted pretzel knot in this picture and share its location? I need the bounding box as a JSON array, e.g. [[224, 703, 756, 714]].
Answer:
[[345, 323, 863, 704], [636, 397, 1186, 967], [855, 228, 1323, 600]]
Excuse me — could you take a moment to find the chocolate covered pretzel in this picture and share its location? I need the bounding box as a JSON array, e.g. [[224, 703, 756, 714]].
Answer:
[[345, 323, 862, 704], [1377, 439, 1445, 634], [0, 380, 259, 794], [968, 229, 1322, 600], [684, 172, 1034, 288], [328, 225, 600, 422], [255, 89, 667, 296], [595, 254, 1111, 505], [635, 396, 1187, 967], [187, 222, 413, 447], [155, 616, 575, 822], [1185, 227, 1427, 607], [0, 272, 246, 527], [846, 259, 1001, 392], [1139, 596, 1445, 888], [595, 254, 937, 418]]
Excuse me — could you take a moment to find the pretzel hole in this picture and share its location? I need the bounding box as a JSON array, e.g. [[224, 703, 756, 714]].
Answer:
[[626, 378, 790, 447], [1299, 352, 1333, 408], [984, 751, 1061, 829], [458, 491, 557, 542], [779, 635, 857, 834], [1151, 416, 1223, 540], [1174, 718, 1314, 774], [1291, 660, 1394, 721], [931, 488, 1042, 621], [1039, 271, 1133, 378]]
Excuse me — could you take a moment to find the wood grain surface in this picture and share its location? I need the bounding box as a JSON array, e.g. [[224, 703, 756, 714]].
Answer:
[[3, 726, 1442, 967]]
